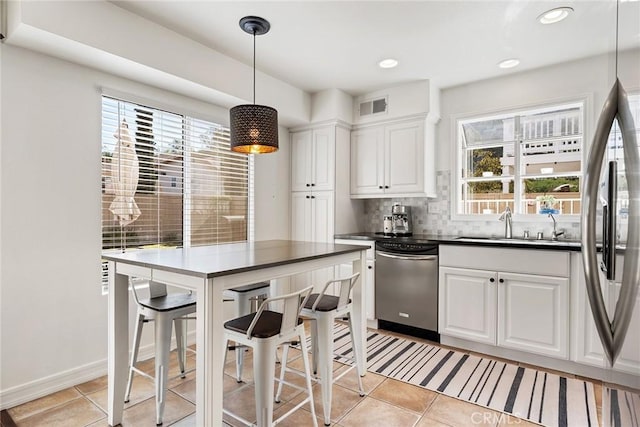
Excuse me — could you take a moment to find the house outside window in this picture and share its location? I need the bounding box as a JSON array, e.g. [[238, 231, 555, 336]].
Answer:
[[101, 96, 252, 289], [455, 100, 585, 217]]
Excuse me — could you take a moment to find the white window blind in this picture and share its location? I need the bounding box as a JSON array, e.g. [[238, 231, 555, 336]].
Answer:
[[101, 96, 251, 289]]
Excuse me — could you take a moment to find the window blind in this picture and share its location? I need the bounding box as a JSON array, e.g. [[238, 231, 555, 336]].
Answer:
[[101, 96, 251, 290]]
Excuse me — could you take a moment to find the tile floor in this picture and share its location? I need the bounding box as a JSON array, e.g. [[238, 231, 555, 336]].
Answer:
[[4, 327, 605, 427]]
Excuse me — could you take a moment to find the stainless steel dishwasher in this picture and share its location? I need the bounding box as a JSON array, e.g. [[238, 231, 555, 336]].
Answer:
[[375, 240, 439, 342]]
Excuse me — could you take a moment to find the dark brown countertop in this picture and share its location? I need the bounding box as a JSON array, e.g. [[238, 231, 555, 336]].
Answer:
[[335, 232, 585, 252], [103, 240, 366, 278]]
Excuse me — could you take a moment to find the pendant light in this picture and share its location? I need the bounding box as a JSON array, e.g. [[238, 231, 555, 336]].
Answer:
[[229, 16, 279, 154]]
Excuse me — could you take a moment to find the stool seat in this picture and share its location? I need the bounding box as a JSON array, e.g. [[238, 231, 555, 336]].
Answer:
[[224, 282, 272, 382], [138, 293, 197, 312], [224, 311, 303, 338], [304, 294, 351, 312]]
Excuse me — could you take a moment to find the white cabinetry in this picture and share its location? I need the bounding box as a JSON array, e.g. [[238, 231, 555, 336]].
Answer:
[[439, 245, 570, 359], [572, 252, 640, 375], [291, 191, 334, 243], [334, 239, 376, 327], [291, 127, 335, 192], [290, 124, 361, 290], [439, 267, 496, 345], [350, 117, 435, 198]]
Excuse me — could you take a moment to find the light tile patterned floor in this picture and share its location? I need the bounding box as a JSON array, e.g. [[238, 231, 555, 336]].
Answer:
[[4, 329, 604, 427]]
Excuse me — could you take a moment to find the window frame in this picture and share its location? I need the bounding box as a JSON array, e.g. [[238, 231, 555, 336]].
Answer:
[[100, 95, 254, 292], [451, 95, 591, 222]]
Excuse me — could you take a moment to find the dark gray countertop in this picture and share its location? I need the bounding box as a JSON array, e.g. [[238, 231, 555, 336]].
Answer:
[[335, 232, 585, 252], [103, 240, 366, 278]]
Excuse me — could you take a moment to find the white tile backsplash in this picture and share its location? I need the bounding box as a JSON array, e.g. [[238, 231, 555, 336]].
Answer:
[[362, 171, 583, 239]]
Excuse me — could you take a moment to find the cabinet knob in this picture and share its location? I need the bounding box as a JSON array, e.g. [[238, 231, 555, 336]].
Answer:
[[499, 278, 504, 283], [385, 185, 389, 189], [368, 266, 372, 269], [306, 195, 310, 199], [311, 195, 315, 199], [311, 183, 315, 186], [306, 184, 310, 187], [379, 186, 383, 189], [489, 277, 495, 283]]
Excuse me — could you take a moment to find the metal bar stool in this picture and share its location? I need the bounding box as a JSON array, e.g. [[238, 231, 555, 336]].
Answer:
[[223, 281, 271, 382], [125, 280, 196, 426], [222, 286, 318, 427], [276, 273, 365, 426]]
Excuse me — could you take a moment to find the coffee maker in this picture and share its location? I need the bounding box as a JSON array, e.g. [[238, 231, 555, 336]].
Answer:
[[391, 203, 412, 235]]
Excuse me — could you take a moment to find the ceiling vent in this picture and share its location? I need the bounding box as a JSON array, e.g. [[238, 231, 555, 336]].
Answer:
[[359, 96, 388, 117]]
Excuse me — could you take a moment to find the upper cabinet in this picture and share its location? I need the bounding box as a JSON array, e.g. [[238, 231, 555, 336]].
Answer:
[[350, 117, 436, 198], [291, 127, 335, 192]]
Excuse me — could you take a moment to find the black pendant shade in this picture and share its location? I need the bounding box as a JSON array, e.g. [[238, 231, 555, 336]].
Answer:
[[230, 104, 278, 154], [230, 16, 279, 154]]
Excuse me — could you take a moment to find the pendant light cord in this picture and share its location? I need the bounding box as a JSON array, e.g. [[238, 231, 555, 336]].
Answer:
[[253, 30, 256, 105]]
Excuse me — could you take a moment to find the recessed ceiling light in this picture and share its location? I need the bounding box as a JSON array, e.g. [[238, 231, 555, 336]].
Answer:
[[537, 7, 573, 24], [498, 58, 520, 69], [378, 58, 398, 69]]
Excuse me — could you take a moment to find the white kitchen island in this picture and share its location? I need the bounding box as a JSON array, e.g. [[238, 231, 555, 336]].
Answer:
[[102, 240, 367, 426]]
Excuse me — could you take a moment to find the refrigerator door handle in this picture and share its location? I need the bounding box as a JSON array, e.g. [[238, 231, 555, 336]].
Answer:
[[601, 161, 617, 280], [581, 78, 640, 366]]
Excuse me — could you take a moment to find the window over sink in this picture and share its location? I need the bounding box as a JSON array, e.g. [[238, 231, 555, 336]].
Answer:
[[454, 100, 585, 217]]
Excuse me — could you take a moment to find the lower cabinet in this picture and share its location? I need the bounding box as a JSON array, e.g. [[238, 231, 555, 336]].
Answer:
[[439, 267, 496, 345], [439, 267, 568, 358], [335, 239, 376, 323], [439, 245, 570, 360], [497, 272, 568, 358]]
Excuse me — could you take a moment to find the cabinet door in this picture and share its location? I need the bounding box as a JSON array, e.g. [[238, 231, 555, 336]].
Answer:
[[366, 259, 375, 321], [350, 127, 384, 195], [310, 191, 334, 243], [439, 267, 497, 345], [291, 192, 312, 241], [311, 127, 335, 191], [498, 272, 569, 359], [385, 120, 424, 194], [291, 131, 313, 192], [608, 282, 640, 375]]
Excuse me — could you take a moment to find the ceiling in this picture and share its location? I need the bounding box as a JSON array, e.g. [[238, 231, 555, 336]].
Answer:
[[113, 1, 639, 96]]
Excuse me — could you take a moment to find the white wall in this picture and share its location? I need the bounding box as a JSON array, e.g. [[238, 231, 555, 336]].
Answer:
[[0, 44, 291, 408]]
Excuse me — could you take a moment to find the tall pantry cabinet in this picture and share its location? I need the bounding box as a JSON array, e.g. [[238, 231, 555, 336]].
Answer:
[[290, 122, 362, 289]]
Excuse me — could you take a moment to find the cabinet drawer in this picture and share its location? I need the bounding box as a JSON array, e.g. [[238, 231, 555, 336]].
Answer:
[[440, 245, 570, 278]]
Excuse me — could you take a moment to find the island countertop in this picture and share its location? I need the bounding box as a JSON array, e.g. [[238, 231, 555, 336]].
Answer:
[[102, 240, 366, 279]]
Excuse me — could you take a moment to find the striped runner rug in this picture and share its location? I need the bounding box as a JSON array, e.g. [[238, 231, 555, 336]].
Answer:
[[325, 323, 604, 427]]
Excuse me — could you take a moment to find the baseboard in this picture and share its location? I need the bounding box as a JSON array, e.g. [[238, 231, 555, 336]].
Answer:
[[0, 331, 196, 411], [0, 358, 107, 411]]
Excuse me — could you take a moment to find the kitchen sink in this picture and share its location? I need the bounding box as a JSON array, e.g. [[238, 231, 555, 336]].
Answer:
[[454, 236, 582, 247]]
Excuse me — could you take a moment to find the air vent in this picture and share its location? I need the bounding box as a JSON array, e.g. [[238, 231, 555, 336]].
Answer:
[[359, 96, 388, 117]]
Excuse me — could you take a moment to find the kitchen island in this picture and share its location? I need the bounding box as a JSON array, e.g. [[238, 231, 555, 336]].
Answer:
[[102, 240, 367, 426]]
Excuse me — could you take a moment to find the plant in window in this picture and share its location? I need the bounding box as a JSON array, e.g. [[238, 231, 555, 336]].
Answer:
[[536, 194, 558, 214]]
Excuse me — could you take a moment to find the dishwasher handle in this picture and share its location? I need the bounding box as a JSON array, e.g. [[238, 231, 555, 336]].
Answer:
[[376, 251, 437, 261]]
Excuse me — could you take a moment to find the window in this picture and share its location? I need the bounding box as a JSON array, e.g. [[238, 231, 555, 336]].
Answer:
[[456, 101, 584, 216], [101, 96, 252, 289]]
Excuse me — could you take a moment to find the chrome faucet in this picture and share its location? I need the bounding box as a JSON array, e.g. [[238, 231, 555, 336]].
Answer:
[[549, 213, 564, 240], [499, 206, 513, 239]]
